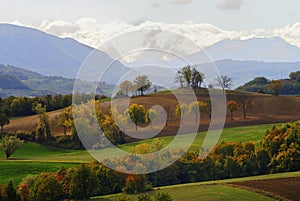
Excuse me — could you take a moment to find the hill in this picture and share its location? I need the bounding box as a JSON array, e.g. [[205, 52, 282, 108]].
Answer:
[[236, 71, 300, 95], [0, 64, 114, 97], [4, 90, 300, 137]]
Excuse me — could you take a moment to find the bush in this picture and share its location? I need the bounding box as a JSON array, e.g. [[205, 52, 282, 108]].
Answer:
[[154, 192, 172, 201]]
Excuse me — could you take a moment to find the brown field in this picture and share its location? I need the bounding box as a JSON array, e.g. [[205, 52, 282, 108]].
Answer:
[[230, 177, 300, 201], [4, 90, 300, 137]]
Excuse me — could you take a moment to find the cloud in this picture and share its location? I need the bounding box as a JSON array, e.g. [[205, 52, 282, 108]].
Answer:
[[10, 18, 300, 51], [170, 0, 192, 5], [217, 0, 244, 10]]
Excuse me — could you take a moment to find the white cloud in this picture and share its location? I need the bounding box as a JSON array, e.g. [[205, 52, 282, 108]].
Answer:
[[170, 0, 192, 5], [217, 0, 244, 10], [8, 18, 300, 51]]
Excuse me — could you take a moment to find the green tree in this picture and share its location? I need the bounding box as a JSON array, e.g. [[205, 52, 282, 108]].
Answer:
[[227, 100, 239, 120], [69, 164, 99, 200], [146, 109, 158, 129], [2, 181, 20, 201], [134, 75, 152, 96], [154, 192, 173, 201], [269, 80, 283, 95], [127, 103, 146, 130], [34, 103, 52, 142], [119, 80, 133, 96], [215, 75, 232, 93], [191, 67, 204, 88], [289, 71, 300, 82], [56, 106, 73, 137], [123, 175, 151, 194], [0, 113, 9, 133], [30, 173, 62, 201], [1, 135, 23, 159]]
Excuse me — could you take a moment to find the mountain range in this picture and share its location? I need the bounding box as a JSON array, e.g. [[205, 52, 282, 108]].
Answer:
[[0, 23, 300, 96]]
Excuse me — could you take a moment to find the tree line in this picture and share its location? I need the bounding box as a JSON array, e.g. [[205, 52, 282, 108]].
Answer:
[[1, 121, 299, 200]]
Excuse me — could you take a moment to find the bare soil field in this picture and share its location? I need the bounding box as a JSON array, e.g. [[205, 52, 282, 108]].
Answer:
[[230, 177, 300, 201], [4, 90, 300, 138]]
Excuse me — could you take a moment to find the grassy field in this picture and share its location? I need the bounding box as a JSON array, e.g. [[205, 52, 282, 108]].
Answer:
[[0, 123, 284, 185], [92, 171, 300, 201]]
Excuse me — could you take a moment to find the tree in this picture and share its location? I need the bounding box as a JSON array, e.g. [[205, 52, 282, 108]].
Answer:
[[127, 103, 146, 130], [30, 173, 62, 201], [227, 100, 239, 120], [289, 71, 300, 82], [145, 109, 158, 129], [175, 103, 188, 124], [69, 164, 99, 200], [175, 71, 184, 88], [1, 135, 23, 159], [0, 113, 9, 133], [182, 65, 192, 87], [119, 80, 133, 96], [2, 181, 20, 201], [177, 65, 204, 88], [269, 80, 283, 95], [191, 67, 204, 88], [123, 175, 151, 194], [189, 102, 200, 123], [241, 99, 253, 119], [34, 103, 52, 142], [56, 106, 73, 137], [198, 100, 211, 119], [134, 75, 152, 96], [215, 75, 232, 93]]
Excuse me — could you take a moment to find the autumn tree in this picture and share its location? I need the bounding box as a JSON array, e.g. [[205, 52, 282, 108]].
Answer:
[[175, 103, 188, 124], [34, 103, 52, 142], [1, 135, 23, 159], [269, 80, 283, 95], [227, 100, 239, 120], [126, 103, 146, 130], [145, 109, 158, 129], [198, 99, 211, 119], [119, 80, 133, 96], [123, 175, 151, 194], [189, 101, 200, 123], [134, 75, 152, 96], [30, 173, 62, 201], [215, 75, 232, 93], [241, 99, 253, 119], [56, 106, 73, 137]]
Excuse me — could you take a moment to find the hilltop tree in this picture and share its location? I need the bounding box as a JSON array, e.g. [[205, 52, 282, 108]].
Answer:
[[1, 135, 23, 159], [119, 80, 133, 96], [126, 103, 147, 130], [0, 113, 9, 133], [176, 65, 204, 88], [227, 100, 239, 120], [269, 80, 283, 95], [215, 75, 232, 93], [145, 109, 158, 129], [134, 75, 152, 96]]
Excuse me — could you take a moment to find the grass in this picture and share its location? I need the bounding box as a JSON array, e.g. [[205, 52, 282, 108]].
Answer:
[[0, 162, 77, 185], [0, 123, 282, 185], [91, 171, 300, 201]]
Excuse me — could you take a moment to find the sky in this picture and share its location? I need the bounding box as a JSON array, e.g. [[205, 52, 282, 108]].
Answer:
[[1, 0, 300, 49], [1, 0, 299, 30]]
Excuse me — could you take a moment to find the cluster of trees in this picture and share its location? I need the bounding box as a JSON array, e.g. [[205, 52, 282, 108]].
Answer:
[[2, 121, 298, 200], [175, 65, 232, 93], [117, 75, 152, 97], [237, 71, 300, 95]]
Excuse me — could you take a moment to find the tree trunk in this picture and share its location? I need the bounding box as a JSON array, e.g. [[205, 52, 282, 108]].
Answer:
[[135, 123, 138, 131], [243, 111, 246, 119], [63, 127, 67, 137], [0, 125, 3, 133], [230, 111, 233, 120]]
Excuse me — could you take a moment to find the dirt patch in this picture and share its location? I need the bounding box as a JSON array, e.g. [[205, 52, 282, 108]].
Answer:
[[230, 177, 300, 201]]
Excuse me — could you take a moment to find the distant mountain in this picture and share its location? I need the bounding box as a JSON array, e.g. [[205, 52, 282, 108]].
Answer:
[[0, 24, 129, 82], [186, 37, 300, 64]]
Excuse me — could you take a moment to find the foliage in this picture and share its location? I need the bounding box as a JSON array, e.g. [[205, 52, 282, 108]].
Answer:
[[123, 175, 152, 194], [2, 181, 20, 201], [1, 135, 23, 159], [126, 103, 147, 130], [55, 106, 73, 137], [0, 113, 9, 133], [146, 109, 158, 129], [176, 65, 204, 88], [34, 103, 52, 143], [154, 192, 173, 201], [134, 75, 152, 96], [268, 80, 283, 95], [227, 100, 239, 120], [30, 173, 62, 201], [119, 80, 133, 96]]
